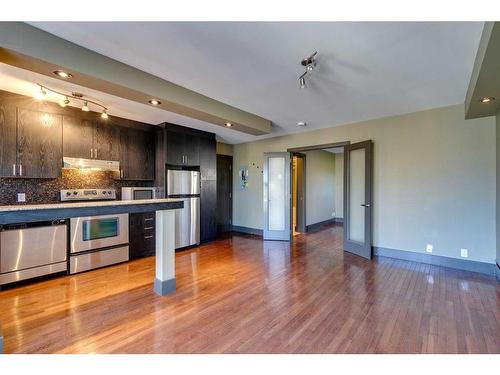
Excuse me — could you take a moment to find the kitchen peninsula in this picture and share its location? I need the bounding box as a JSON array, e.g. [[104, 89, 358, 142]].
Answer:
[[0, 198, 183, 296]]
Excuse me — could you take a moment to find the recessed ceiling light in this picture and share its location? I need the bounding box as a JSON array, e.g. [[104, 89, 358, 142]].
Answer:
[[297, 121, 307, 127], [53, 70, 73, 79], [148, 99, 161, 106], [479, 96, 495, 103], [225, 122, 232, 127]]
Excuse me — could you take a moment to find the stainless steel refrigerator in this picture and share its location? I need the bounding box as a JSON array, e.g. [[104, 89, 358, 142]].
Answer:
[[166, 169, 201, 249]]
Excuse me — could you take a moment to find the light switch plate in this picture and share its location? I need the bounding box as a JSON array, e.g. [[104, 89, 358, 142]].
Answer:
[[17, 193, 26, 202], [460, 248, 468, 258], [426, 244, 433, 253]]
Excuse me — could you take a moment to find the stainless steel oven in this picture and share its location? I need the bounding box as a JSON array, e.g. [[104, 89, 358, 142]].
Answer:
[[70, 213, 129, 254]]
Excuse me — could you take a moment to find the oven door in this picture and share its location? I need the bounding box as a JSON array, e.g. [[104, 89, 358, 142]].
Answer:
[[70, 213, 129, 254]]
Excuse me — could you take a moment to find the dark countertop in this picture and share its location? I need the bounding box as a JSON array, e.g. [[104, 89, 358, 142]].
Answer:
[[0, 199, 184, 225]]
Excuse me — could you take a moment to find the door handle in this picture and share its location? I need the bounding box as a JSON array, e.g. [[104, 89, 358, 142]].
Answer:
[[361, 203, 371, 207]]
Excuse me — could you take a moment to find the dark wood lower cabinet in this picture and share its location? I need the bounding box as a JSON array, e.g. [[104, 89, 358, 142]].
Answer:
[[129, 212, 156, 260]]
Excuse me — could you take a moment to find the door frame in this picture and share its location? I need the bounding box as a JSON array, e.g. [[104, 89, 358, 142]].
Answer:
[[216, 154, 233, 234], [343, 140, 373, 259], [291, 152, 306, 234]]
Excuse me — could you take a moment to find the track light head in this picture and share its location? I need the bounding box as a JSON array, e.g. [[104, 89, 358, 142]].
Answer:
[[299, 76, 307, 89], [82, 101, 90, 112]]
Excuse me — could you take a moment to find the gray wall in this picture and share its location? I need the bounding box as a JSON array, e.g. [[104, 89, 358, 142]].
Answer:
[[303, 150, 335, 225], [334, 153, 344, 219], [233, 104, 496, 264], [497, 111, 500, 266]]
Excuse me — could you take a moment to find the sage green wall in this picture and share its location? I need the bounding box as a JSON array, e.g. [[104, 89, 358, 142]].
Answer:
[[334, 153, 344, 219], [303, 150, 335, 226], [497, 111, 500, 266], [233, 104, 496, 263]]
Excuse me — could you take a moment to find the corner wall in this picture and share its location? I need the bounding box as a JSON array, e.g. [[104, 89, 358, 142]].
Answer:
[[233, 104, 496, 264], [497, 111, 500, 268]]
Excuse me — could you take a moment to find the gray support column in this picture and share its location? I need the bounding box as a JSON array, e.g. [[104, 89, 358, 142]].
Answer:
[[154, 209, 177, 295]]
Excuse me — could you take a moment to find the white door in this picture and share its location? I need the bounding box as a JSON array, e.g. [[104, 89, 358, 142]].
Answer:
[[263, 152, 291, 241]]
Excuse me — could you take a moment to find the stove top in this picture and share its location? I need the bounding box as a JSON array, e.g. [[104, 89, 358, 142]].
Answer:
[[60, 189, 117, 202]]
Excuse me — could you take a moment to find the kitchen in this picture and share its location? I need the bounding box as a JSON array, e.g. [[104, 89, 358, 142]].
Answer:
[[0, 88, 219, 296]]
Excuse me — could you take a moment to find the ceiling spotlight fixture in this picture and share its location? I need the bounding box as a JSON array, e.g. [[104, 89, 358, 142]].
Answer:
[[82, 101, 90, 112], [101, 109, 109, 120], [53, 70, 73, 79], [148, 99, 161, 106], [479, 96, 495, 103], [298, 51, 317, 89], [297, 121, 307, 127], [59, 97, 70, 107], [225, 122, 232, 127], [34, 86, 46, 100]]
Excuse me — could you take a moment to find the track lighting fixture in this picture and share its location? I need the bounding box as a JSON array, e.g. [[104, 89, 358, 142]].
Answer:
[[33, 84, 109, 117], [298, 51, 317, 89], [35, 86, 46, 100]]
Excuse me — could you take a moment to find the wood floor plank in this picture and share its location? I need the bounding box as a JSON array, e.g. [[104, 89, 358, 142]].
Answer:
[[0, 224, 498, 354]]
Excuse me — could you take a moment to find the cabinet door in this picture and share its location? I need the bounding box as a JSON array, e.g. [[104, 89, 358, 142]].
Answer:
[[62, 116, 94, 159], [120, 127, 155, 180], [200, 179, 217, 242], [0, 102, 17, 177], [94, 120, 121, 161], [17, 108, 63, 178], [199, 136, 216, 181], [166, 130, 185, 165], [184, 134, 199, 166]]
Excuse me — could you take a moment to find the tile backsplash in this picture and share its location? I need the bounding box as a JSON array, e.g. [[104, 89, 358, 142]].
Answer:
[[0, 169, 153, 205]]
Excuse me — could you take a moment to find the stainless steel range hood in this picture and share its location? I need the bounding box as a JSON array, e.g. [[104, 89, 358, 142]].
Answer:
[[63, 157, 120, 172]]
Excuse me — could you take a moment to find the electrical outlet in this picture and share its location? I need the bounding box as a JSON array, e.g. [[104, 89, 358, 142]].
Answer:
[[426, 244, 433, 253], [460, 248, 468, 258], [17, 193, 26, 203]]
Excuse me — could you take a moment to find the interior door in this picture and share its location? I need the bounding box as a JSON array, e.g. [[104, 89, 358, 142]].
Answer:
[[295, 153, 306, 233], [217, 154, 233, 234], [263, 152, 291, 241], [343, 140, 373, 259]]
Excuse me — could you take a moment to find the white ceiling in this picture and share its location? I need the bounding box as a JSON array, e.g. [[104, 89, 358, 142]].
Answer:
[[27, 22, 484, 144]]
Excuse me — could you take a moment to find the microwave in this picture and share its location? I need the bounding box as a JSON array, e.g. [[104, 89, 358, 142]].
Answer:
[[121, 187, 158, 200]]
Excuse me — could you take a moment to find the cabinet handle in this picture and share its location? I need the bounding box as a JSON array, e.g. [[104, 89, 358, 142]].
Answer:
[[12, 164, 16, 176], [95, 148, 98, 158], [144, 218, 154, 222], [144, 235, 153, 239], [19, 164, 23, 176], [144, 227, 154, 230], [90, 148, 93, 158]]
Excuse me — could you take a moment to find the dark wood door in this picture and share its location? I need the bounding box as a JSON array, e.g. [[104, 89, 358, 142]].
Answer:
[[200, 179, 217, 242], [120, 127, 155, 180], [343, 140, 373, 259], [0, 102, 17, 177], [17, 108, 63, 178], [62, 116, 94, 159], [94, 120, 121, 161], [216, 155, 232, 234]]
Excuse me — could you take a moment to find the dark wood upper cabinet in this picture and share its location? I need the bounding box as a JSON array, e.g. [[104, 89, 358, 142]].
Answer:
[[62, 116, 94, 159], [17, 108, 63, 179], [0, 102, 17, 177], [199, 136, 216, 181], [119, 127, 155, 180], [165, 129, 200, 166], [94, 120, 121, 161]]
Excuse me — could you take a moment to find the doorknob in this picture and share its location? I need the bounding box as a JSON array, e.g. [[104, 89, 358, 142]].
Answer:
[[361, 203, 371, 207]]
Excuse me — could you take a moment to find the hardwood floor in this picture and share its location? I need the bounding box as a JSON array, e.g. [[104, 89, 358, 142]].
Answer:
[[0, 224, 499, 354]]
